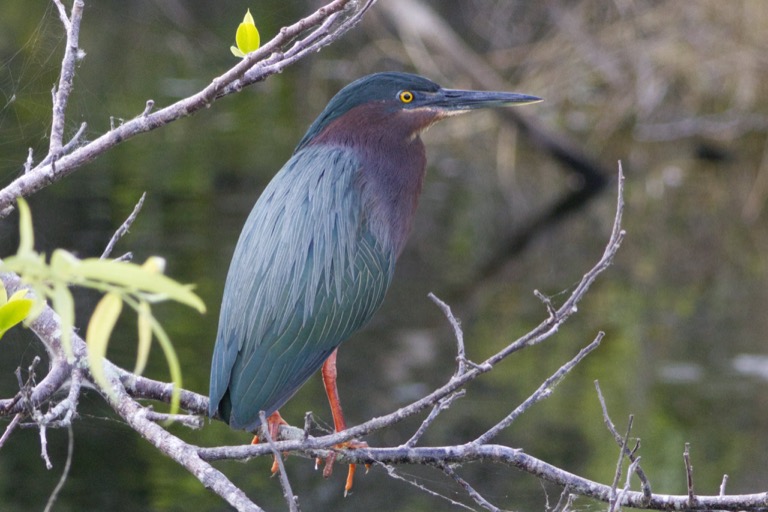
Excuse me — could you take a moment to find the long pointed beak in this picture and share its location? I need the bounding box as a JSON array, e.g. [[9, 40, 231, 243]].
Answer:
[[424, 88, 542, 112]]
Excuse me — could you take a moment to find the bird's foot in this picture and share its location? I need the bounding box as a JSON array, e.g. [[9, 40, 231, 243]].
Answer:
[[251, 411, 289, 475], [316, 439, 370, 496]]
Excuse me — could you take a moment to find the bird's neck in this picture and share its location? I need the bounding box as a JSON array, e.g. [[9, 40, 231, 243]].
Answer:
[[309, 105, 428, 257]]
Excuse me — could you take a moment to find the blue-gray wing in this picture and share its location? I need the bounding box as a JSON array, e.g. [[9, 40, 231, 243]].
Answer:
[[209, 145, 395, 431]]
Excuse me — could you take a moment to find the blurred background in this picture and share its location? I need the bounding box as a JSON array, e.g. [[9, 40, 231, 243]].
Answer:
[[1, 1, 768, 510]]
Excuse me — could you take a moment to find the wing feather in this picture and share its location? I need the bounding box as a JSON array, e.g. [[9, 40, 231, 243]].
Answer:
[[209, 145, 395, 431]]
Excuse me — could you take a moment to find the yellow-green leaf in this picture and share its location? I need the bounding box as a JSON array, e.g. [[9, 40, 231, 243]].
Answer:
[[8, 289, 30, 303], [134, 301, 152, 375], [53, 282, 75, 360], [86, 292, 123, 396], [16, 198, 34, 256], [0, 297, 34, 339], [233, 8, 260, 57], [74, 258, 206, 313], [50, 248, 79, 279], [141, 256, 166, 274], [147, 313, 182, 416]]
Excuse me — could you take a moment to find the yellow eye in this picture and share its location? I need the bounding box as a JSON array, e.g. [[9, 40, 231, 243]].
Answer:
[[399, 90, 414, 103]]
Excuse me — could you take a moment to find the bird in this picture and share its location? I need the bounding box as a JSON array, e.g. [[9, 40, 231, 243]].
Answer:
[[209, 71, 540, 489]]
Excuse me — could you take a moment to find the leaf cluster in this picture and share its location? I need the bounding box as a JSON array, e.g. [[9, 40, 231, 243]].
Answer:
[[0, 199, 205, 413]]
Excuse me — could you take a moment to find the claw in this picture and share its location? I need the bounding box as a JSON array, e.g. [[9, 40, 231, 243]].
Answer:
[[321, 438, 368, 496], [344, 463, 356, 497]]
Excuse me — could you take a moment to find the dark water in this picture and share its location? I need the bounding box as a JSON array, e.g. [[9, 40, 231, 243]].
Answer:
[[2, 2, 768, 510]]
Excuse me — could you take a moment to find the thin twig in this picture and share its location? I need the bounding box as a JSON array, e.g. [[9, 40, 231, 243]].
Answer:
[[719, 474, 729, 496], [303, 412, 313, 441], [39, 424, 53, 469], [39, 121, 89, 168], [440, 462, 505, 512], [142, 100, 155, 116], [404, 390, 465, 448], [101, 192, 146, 259], [473, 332, 603, 445], [43, 423, 74, 512], [143, 411, 204, 429], [594, 381, 652, 501], [37, 366, 83, 426], [0, 413, 24, 449], [377, 463, 476, 511], [551, 486, 573, 512], [428, 293, 468, 375], [25, 148, 34, 173], [49, 0, 84, 155], [533, 289, 557, 321], [607, 415, 633, 512], [613, 457, 641, 511], [259, 411, 300, 512], [684, 443, 697, 507], [51, 0, 71, 31]]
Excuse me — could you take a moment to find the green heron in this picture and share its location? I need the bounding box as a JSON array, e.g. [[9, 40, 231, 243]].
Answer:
[[209, 71, 540, 489]]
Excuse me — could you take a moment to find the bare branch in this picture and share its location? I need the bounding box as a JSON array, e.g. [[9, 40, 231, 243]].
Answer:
[[594, 380, 652, 501], [111, 382, 264, 511], [613, 457, 641, 512], [403, 390, 464, 448], [143, 411, 204, 429], [43, 424, 74, 512], [440, 462, 505, 512], [49, 0, 84, 156], [473, 332, 603, 445], [684, 443, 697, 508], [607, 415, 633, 512], [38, 423, 53, 469], [101, 192, 146, 259], [259, 411, 300, 512], [377, 463, 476, 511], [429, 293, 468, 375], [720, 474, 729, 496], [201, 442, 768, 511], [51, 0, 71, 30], [0, 273, 260, 511], [0, 413, 23, 449]]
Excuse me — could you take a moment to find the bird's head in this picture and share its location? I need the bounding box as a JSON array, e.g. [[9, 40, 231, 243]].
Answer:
[[295, 72, 541, 152]]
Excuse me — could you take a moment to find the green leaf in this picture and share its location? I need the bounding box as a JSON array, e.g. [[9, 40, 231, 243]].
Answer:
[[53, 282, 75, 360], [0, 297, 34, 339], [233, 8, 260, 57], [16, 198, 34, 256], [8, 289, 30, 303], [72, 258, 206, 313], [86, 292, 123, 397], [50, 248, 78, 279], [134, 301, 152, 375], [146, 312, 182, 417]]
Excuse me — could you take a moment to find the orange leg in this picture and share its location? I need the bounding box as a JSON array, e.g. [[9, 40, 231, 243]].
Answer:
[[321, 349, 368, 495], [321, 348, 347, 432]]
